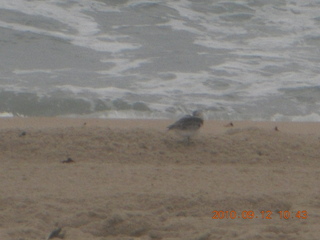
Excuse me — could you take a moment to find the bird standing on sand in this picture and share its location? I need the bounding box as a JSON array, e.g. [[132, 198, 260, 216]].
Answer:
[[167, 110, 204, 143]]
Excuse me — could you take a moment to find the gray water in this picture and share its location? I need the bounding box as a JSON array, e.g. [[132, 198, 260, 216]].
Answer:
[[1, 0, 320, 121]]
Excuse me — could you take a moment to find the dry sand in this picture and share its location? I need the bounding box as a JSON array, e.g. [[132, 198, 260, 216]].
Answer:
[[0, 118, 319, 240]]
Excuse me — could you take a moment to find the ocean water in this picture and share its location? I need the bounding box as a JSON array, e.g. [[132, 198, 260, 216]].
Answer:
[[0, 0, 320, 121]]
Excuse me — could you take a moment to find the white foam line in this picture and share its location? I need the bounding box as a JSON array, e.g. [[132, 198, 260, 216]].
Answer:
[[0, 19, 139, 53], [13, 69, 54, 75], [53, 85, 129, 97], [0, 112, 14, 118], [272, 113, 320, 122], [98, 58, 149, 76], [159, 18, 203, 34], [0, 0, 137, 53], [0, 0, 99, 35], [0, 20, 71, 38], [167, 0, 200, 21]]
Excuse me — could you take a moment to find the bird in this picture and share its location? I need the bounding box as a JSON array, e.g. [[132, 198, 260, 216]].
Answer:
[[167, 110, 204, 143]]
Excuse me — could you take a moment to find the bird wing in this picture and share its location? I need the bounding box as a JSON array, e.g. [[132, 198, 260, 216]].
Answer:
[[168, 116, 203, 130]]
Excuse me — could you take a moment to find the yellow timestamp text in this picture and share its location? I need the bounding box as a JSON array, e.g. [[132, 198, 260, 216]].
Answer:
[[212, 210, 308, 220]]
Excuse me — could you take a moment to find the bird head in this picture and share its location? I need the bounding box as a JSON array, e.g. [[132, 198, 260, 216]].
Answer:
[[192, 110, 204, 120]]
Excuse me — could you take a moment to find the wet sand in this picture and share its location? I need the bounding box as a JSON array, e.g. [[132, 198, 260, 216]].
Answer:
[[0, 118, 319, 240]]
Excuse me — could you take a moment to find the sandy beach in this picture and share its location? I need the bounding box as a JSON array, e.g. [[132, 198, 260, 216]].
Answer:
[[0, 118, 319, 240]]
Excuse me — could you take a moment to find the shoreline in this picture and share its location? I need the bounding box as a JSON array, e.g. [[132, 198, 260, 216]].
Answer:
[[0, 117, 319, 135]]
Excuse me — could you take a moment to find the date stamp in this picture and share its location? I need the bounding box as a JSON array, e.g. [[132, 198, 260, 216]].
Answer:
[[212, 210, 308, 220]]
